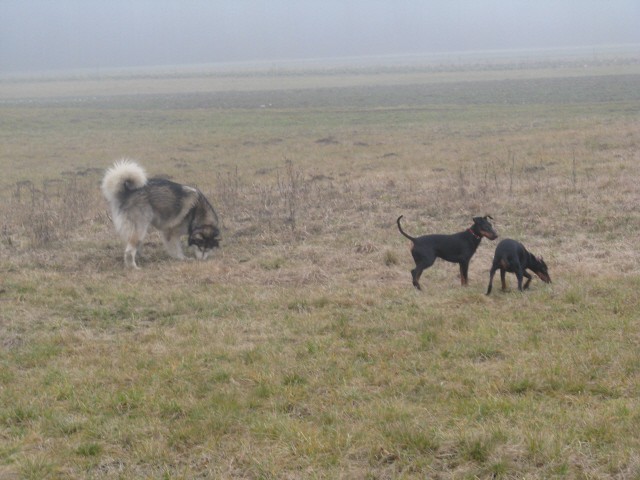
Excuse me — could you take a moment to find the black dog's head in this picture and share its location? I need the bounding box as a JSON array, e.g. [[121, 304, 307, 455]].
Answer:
[[532, 256, 551, 283], [473, 215, 498, 240], [188, 225, 220, 260]]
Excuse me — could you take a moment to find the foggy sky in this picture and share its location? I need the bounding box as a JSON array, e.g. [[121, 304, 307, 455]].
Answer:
[[1, 0, 639, 73]]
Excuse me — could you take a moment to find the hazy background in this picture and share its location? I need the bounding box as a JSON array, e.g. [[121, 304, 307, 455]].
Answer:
[[1, 0, 639, 74]]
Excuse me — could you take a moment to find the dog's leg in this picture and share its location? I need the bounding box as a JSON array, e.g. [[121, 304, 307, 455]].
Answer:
[[459, 262, 470, 286], [500, 269, 507, 291], [162, 230, 186, 260], [410, 252, 435, 290], [522, 271, 533, 290], [124, 240, 141, 269], [516, 267, 525, 291], [123, 225, 147, 269], [486, 265, 498, 295], [411, 267, 423, 290]]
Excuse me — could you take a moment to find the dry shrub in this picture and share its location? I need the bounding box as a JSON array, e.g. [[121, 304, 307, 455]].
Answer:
[[355, 242, 378, 254], [299, 266, 329, 285], [383, 249, 399, 266], [2, 172, 105, 248], [212, 160, 345, 237]]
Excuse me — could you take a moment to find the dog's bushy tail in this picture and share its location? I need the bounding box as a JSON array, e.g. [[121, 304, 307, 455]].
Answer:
[[101, 159, 147, 206], [396, 215, 416, 242]]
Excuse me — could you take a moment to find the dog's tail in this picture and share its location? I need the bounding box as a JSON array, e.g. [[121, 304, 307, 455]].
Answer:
[[101, 159, 147, 206], [396, 215, 416, 242]]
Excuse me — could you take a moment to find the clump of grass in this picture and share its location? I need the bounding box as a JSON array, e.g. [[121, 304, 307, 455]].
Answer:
[[383, 249, 399, 266], [18, 455, 57, 480], [260, 257, 286, 270], [76, 443, 102, 457]]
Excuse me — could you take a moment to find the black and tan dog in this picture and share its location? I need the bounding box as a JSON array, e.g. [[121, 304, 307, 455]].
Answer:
[[486, 238, 551, 294], [397, 215, 498, 290]]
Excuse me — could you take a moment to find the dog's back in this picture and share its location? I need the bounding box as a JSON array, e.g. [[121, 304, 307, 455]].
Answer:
[[491, 239, 525, 269], [494, 239, 550, 281], [415, 232, 474, 263], [143, 178, 201, 229]]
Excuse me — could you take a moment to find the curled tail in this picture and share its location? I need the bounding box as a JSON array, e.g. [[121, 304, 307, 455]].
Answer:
[[101, 159, 147, 206], [396, 215, 416, 242]]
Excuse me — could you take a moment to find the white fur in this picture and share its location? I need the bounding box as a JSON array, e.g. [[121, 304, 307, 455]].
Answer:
[[101, 158, 147, 204], [101, 159, 219, 268], [101, 159, 150, 268], [193, 248, 210, 260]]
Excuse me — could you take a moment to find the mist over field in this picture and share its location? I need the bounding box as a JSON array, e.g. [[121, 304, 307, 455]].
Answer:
[[1, 0, 640, 73]]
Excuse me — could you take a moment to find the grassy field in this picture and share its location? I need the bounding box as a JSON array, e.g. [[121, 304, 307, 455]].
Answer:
[[1, 57, 640, 479]]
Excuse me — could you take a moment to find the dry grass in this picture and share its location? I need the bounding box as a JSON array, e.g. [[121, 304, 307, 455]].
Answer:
[[1, 60, 640, 479]]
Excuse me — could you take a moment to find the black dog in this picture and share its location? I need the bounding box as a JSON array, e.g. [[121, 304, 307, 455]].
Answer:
[[486, 238, 551, 295], [397, 215, 498, 290]]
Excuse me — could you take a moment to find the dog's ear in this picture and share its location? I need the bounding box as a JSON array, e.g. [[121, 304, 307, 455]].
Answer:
[[473, 216, 482, 223], [205, 225, 220, 238], [484, 215, 494, 220]]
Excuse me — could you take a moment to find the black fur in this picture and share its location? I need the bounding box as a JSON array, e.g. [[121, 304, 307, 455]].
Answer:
[[397, 215, 498, 290], [486, 238, 551, 294]]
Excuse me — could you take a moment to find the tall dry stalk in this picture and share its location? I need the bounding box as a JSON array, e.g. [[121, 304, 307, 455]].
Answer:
[[509, 150, 516, 195], [277, 159, 305, 230]]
